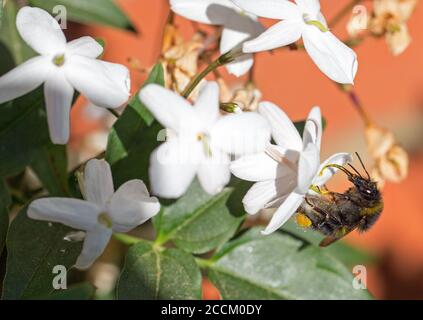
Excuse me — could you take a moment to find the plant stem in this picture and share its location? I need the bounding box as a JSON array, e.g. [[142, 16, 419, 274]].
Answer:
[[182, 50, 237, 99], [113, 233, 143, 246], [195, 257, 213, 269], [345, 88, 372, 126], [329, 0, 364, 28]]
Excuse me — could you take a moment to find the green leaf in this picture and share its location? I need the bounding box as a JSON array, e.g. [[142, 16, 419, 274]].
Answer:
[[0, 41, 15, 75], [106, 63, 164, 187], [2, 207, 83, 300], [0, 88, 50, 177], [0, 0, 34, 64], [155, 179, 248, 254], [41, 283, 95, 300], [28, 0, 135, 31], [116, 241, 202, 300], [31, 143, 70, 196], [281, 220, 375, 267], [0, 180, 10, 255], [0, 0, 4, 30], [206, 228, 372, 300]]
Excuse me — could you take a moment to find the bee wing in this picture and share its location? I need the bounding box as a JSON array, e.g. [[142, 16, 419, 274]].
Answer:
[[319, 224, 359, 247]]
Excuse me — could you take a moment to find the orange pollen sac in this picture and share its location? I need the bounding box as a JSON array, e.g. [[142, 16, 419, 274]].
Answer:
[[197, 133, 204, 141], [296, 213, 312, 228]]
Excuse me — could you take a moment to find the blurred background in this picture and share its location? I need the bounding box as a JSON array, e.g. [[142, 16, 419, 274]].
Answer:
[[62, 0, 423, 299]]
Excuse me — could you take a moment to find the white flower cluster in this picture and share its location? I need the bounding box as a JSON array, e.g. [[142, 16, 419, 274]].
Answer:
[[171, 0, 358, 83], [0, 3, 356, 269]]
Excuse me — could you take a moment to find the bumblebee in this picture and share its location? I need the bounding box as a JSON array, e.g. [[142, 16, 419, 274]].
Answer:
[[296, 154, 383, 247]]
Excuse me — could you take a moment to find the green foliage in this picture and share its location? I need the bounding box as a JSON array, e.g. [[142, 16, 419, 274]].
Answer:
[[0, 1, 34, 64], [2, 207, 82, 300], [0, 41, 14, 75], [0, 180, 10, 255], [106, 63, 164, 187], [0, 0, 3, 29], [28, 0, 135, 31], [205, 228, 372, 300], [0, 88, 50, 178], [281, 220, 375, 267], [155, 179, 248, 254], [116, 241, 202, 300], [30, 144, 70, 197], [41, 283, 95, 300]]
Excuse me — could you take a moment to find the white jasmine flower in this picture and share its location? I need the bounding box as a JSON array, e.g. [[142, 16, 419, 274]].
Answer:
[[232, 0, 358, 84], [0, 7, 131, 144], [230, 102, 352, 234], [139, 81, 271, 198], [170, 0, 264, 77], [28, 159, 160, 269]]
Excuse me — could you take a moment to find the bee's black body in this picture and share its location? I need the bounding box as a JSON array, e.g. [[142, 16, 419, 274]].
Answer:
[[298, 165, 384, 247]]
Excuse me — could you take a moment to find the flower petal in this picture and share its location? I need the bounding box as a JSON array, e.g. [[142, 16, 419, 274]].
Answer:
[[16, 6, 66, 55], [0, 56, 51, 104], [295, 0, 321, 16], [109, 180, 160, 232], [232, 0, 302, 20], [313, 152, 353, 186], [220, 12, 263, 77], [75, 227, 112, 270], [262, 191, 304, 235], [258, 102, 303, 151], [66, 36, 104, 58], [65, 55, 130, 109], [28, 198, 100, 231], [84, 159, 114, 206], [149, 138, 200, 198], [297, 142, 320, 194], [170, 0, 236, 25], [220, 10, 264, 51], [302, 27, 358, 84], [230, 147, 292, 182], [225, 54, 254, 77], [243, 20, 303, 53], [44, 71, 74, 144], [242, 180, 279, 215], [198, 148, 231, 195], [139, 84, 198, 134], [211, 112, 271, 156], [99, 61, 131, 99], [302, 106, 322, 150], [194, 82, 220, 130]]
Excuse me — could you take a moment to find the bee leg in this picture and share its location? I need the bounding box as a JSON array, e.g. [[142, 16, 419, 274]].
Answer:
[[305, 197, 342, 228]]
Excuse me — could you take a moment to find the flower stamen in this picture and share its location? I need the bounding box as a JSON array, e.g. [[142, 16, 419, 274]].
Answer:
[[98, 212, 113, 229], [197, 133, 213, 157], [303, 14, 329, 32]]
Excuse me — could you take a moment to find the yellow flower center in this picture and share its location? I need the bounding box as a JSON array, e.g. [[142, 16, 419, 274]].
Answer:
[[53, 54, 65, 67], [98, 212, 113, 229]]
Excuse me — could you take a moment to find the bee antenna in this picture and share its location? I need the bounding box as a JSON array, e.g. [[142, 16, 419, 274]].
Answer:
[[347, 164, 362, 178], [355, 152, 371, 179], [324, 164, 354, 179]]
